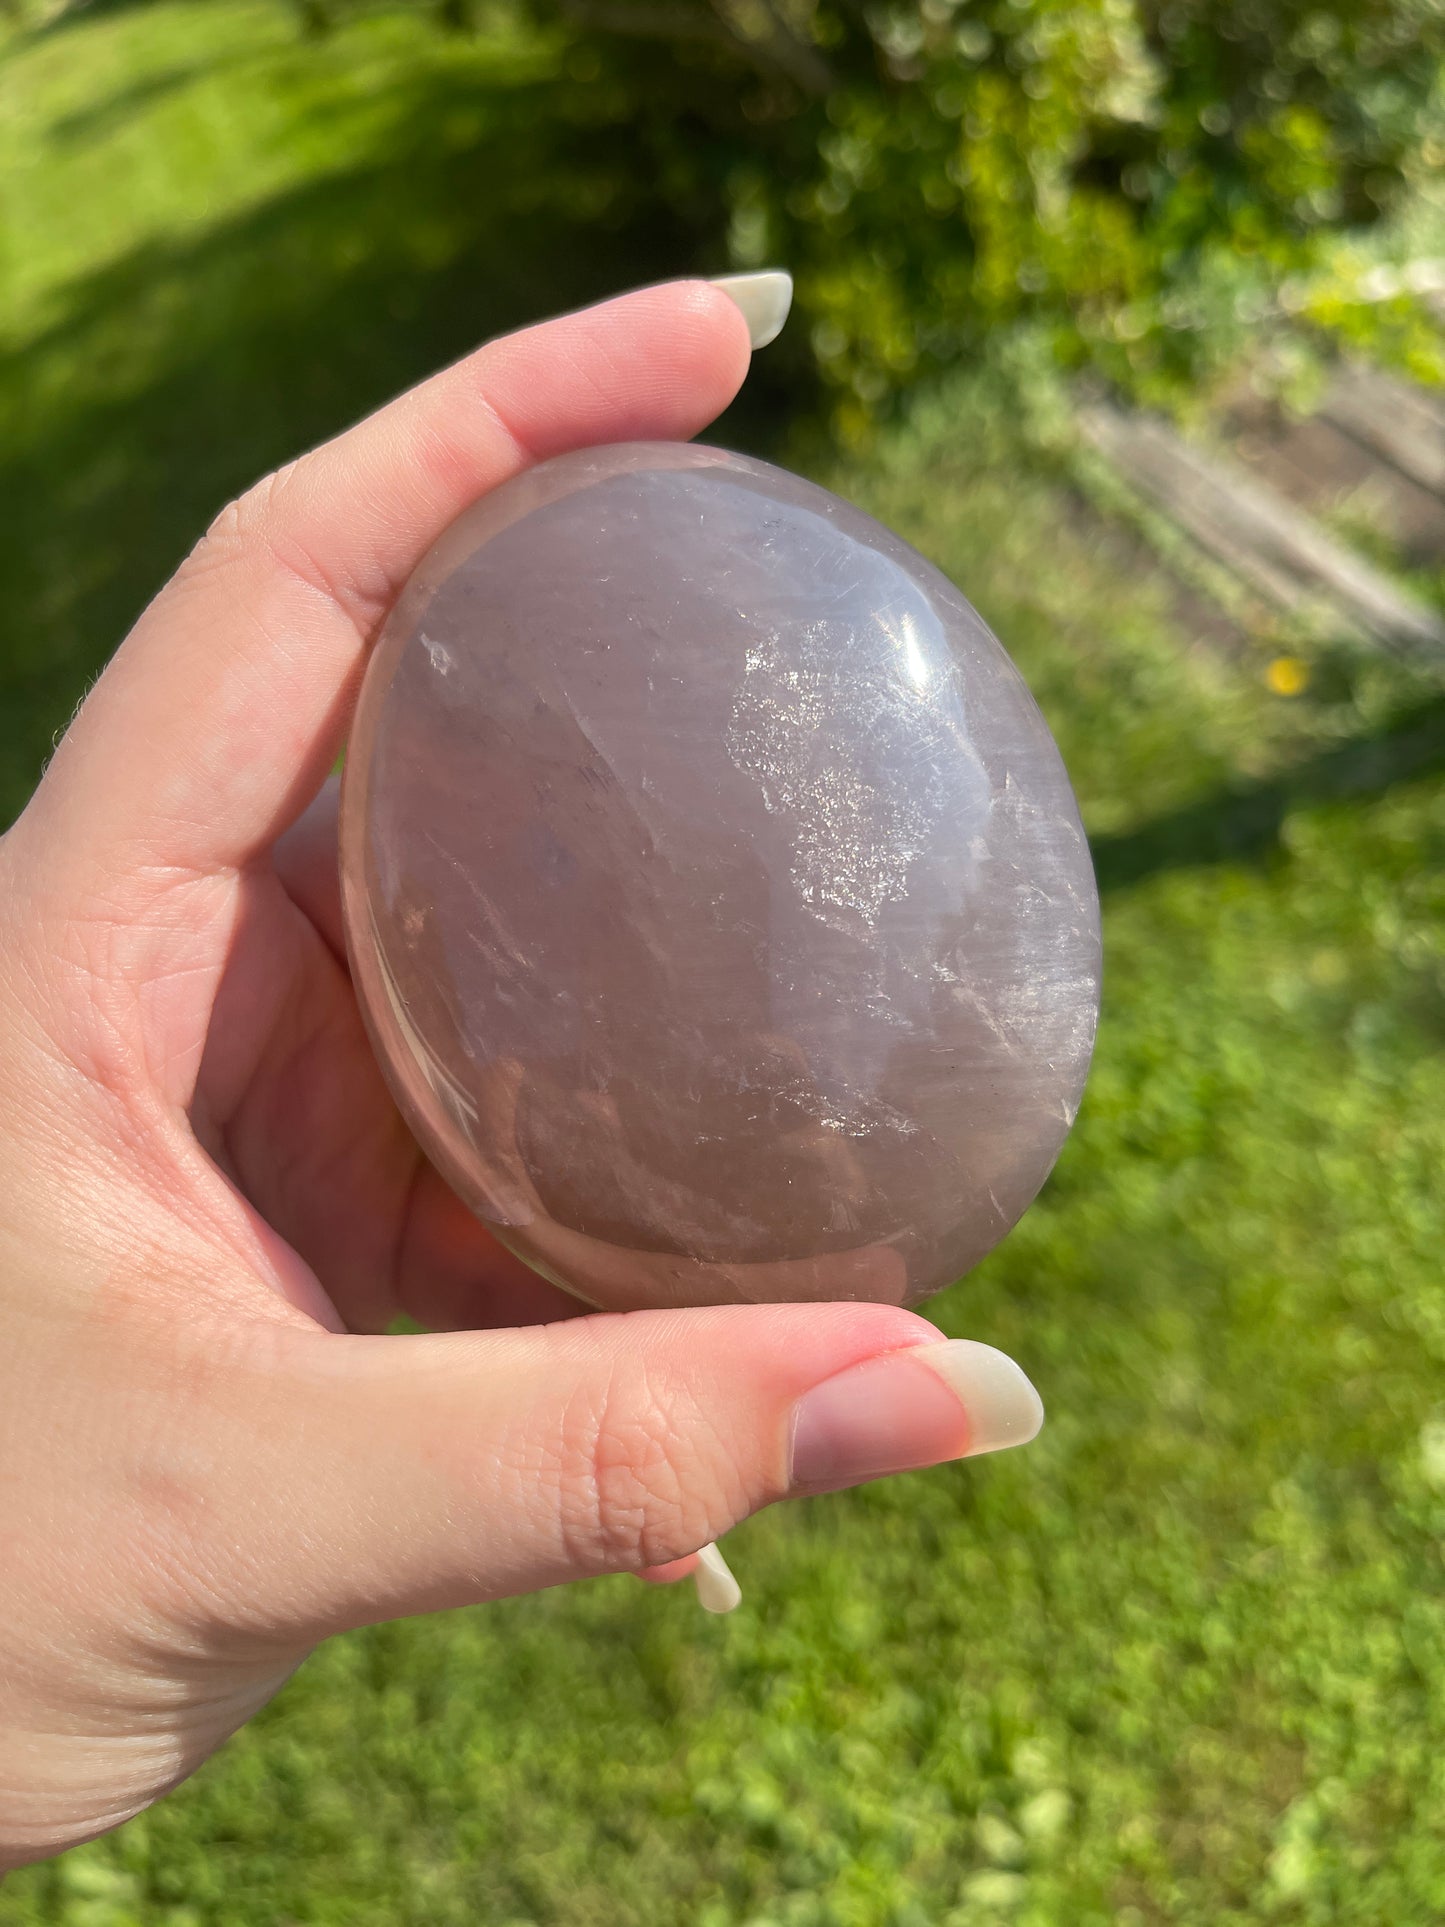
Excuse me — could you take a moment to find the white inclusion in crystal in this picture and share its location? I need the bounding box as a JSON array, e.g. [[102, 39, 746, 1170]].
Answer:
[[727, 617, 915, 925], [725, 582, 989, 930], [420, 632, 455, 677]]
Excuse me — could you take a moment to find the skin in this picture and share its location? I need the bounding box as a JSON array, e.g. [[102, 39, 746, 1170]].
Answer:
[[0, 285, 961, 1868]]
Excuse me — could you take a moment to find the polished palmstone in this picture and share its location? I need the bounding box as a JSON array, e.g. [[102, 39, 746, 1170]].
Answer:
[[340, 444, 1101, 1311]]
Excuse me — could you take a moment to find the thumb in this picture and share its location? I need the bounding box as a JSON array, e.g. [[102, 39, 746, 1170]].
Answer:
[[203, 1305, 1044, 1642]]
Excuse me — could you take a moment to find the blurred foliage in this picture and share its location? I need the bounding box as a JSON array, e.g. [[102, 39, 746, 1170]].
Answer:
[[10, 0, 1445, 437], [243, 0, 1445, 432], [4, 2, 1445, 1918]]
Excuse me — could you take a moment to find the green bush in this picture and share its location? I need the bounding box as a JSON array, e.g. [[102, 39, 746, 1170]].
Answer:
[[269, 0, 1445, 426], [26, 0, 1439, 423]]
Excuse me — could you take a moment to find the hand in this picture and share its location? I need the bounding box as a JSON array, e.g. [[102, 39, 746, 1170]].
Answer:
[[0, 280, 1043, 1868]]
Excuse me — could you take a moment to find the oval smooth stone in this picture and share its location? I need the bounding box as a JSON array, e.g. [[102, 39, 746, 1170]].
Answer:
[[340, 443, 1101, 1311]]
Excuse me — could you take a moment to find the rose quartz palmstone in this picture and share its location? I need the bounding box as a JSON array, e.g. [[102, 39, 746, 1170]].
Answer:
[[340, 443, 1100, 1311]]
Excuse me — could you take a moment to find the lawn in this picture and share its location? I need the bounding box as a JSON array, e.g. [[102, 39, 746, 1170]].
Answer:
[[3, 5, 1445, 1923]]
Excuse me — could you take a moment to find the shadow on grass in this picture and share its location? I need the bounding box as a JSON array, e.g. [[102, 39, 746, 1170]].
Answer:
[[0, 45, 809, 823], [1091, 692, 1445, 893], [49, 56, 250, 143]]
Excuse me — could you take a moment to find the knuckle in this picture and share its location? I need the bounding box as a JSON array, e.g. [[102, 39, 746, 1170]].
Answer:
[[188, 482, 263, 580], [182, 462, 319, 596], [555, 1363, 747, 1574], [177, 456, 390, 631]]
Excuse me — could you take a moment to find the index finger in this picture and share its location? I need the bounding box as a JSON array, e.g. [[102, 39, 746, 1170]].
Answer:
[[22, 278, 769, 887]]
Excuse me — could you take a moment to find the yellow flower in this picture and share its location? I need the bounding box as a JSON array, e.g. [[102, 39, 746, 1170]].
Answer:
[[1266, 655, 1309, 696]]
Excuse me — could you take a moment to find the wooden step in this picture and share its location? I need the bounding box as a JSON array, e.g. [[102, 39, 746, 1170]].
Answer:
[[1319, 362, 1445, 501], [1077, 400, 1445, 658]]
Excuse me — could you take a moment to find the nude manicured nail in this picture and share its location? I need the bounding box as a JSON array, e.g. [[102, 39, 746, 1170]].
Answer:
[[693, 1542, 742, 1615], [709, 270, 794, 349], [788, 1340, 1044, 1495]]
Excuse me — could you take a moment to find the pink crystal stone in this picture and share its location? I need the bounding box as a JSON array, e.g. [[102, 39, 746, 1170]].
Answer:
[[340, 444, 1100, 1311]]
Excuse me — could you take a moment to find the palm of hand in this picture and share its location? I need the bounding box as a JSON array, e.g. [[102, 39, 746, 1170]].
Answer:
[[185, 791, 565, 1339]]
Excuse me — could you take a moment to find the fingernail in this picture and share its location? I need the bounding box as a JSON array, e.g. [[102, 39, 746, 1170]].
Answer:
[[788, 1340, 1044, 1495], [693, 1541, 742, 1615], [709, 269, 794, 349]]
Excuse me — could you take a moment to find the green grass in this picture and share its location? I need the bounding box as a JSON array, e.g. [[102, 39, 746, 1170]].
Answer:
[[4, 5, 1445, 1923]]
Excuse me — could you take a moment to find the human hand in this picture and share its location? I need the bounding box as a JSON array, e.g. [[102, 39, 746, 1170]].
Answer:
[[0, 279, 1044, 1868]]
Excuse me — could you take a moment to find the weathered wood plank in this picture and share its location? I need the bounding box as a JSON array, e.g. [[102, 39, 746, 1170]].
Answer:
[[1077, 401, 1445, 658], [1320, 362, 1445, 500]]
